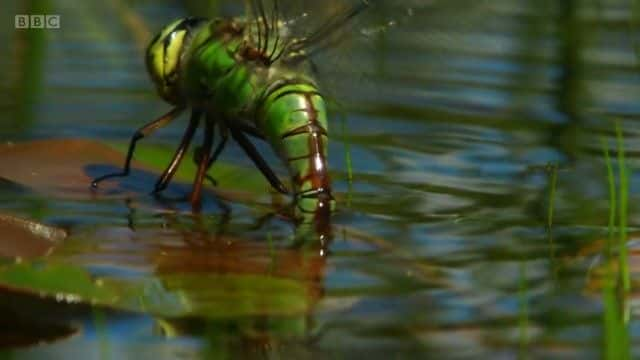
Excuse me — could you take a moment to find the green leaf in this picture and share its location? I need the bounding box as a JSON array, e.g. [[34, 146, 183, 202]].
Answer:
[[110, 141, 274, 196]]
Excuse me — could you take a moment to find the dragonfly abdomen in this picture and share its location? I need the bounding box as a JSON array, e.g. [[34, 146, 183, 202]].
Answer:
[[257, 79, 333, 224]]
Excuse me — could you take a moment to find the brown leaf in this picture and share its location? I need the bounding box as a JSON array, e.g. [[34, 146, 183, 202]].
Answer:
[[0, 139, 137, 199], [0, 213, 66, 259]]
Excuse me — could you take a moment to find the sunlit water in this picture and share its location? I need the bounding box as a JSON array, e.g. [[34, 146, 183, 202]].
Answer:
[[1, 0, 640, 358]]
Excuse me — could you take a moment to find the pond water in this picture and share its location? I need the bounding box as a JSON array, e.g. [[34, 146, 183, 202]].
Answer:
[[1, 0, 640, 358]]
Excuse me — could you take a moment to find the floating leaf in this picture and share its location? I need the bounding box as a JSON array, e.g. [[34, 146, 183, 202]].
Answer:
[[0, 139, 135, 199], [0, 214, 74, 347], [0, 213, 66, 259], [0, 139, 278, 204], [109, 141, 274, 200], [0, 228, 324, 321]]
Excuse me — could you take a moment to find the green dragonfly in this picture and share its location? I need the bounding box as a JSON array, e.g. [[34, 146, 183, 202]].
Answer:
[[91, 0, 372, 241]]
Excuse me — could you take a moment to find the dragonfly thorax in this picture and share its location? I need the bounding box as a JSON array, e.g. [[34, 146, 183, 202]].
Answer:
[[170, 17, 317, 119], [146, 12, 315, 113]]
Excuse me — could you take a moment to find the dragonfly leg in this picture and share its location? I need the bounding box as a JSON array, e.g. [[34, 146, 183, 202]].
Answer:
[[230, 126, 289, 195], [91, 106, 185, 188], [153, 109, 201, 194], [189, 117, 215, 211], [207, 131, 228, 170], [193, 130, 228, 186], [205, 132, 229, 186], [192, 124, 215, 173], [235, 122, 265, 140]]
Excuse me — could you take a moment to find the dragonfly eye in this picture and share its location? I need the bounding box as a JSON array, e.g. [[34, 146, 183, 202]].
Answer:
[[146, 17, 207, 104]]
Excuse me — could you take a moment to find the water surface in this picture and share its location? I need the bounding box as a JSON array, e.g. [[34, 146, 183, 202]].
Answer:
[[1, 0, 640, 358]]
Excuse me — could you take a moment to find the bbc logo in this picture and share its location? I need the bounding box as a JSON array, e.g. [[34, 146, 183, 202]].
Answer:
[[15, 15, 60, 29]]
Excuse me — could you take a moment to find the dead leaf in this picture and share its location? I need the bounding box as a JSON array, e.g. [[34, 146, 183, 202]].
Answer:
[[0, 213, 66, 259]]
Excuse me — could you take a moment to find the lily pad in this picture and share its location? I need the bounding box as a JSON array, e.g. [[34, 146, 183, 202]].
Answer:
[[0, 139, 331, 340], [0, 213, 66, 259], [0, 139, 278, 203], [0, 228, 324, 320], [0, 139, 128, 199], [109, 141, 274, 200], [0, 214, 74, 347]]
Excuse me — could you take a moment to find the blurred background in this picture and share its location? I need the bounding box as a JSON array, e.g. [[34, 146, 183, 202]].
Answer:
[[1, 0, 640, 358]]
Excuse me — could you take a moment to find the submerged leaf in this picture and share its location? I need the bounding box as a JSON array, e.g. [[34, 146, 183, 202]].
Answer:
[[0, 213, 66, 259], [0, 228, 324, 320]]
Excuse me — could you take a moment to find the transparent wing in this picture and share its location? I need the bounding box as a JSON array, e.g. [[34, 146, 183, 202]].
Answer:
[[241, 0, 365, 40], [234, 0, 515, 112], [304, 0, 515, 111]]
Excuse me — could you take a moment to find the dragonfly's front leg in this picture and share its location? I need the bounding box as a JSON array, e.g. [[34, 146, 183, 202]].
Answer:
[[189, 116, 215, 211], [153, 109, 201, 194], [91, 106, 185, 188]]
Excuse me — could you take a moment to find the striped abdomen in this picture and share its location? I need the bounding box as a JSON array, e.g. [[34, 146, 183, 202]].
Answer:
[[256, 79, 333, 235]]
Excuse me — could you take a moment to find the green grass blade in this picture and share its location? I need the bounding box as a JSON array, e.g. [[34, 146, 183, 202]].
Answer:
[[615, 122, 630, 294], [340, 112, 354, 208], [601, 129, 631, 359], [601, 138, 616, 256], [92, 308, 111, 360]]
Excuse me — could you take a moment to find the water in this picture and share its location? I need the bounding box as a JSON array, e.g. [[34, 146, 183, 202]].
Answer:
[[1, 0, 640, 358]]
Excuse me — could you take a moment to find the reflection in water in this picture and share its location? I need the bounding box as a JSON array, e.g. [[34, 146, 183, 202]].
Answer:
[[122, 204, 328, 354]]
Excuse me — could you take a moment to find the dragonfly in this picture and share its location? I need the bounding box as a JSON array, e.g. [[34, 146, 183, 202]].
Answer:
[[91, 0, 374, 241]]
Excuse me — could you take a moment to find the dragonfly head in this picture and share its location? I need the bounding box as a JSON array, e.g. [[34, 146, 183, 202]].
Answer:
[[146, 17, 207, 105]]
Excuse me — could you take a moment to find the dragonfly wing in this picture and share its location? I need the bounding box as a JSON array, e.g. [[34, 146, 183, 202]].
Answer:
[[235, 1, 510, 112], [307, 0, 512, 110]]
